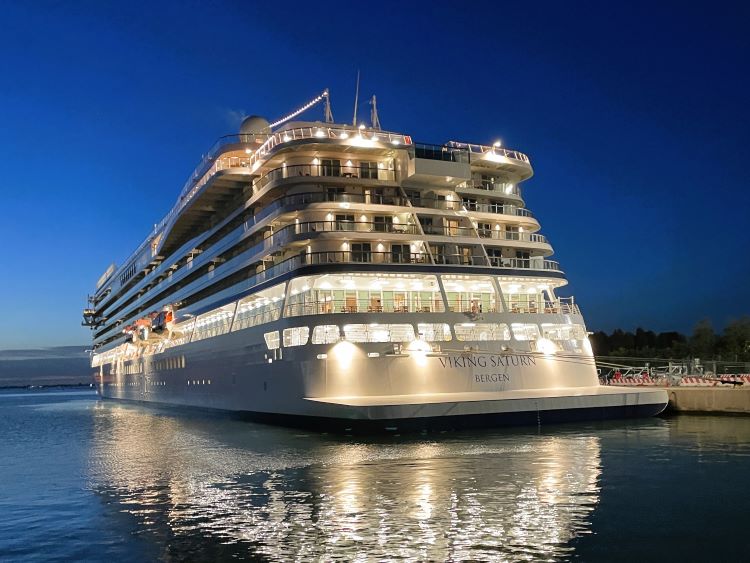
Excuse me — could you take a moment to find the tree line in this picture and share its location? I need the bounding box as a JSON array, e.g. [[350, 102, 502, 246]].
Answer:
[[589, 317, 750, 361]]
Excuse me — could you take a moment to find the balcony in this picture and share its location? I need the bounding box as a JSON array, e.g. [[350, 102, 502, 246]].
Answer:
[[445, 141, 533, 180], [421, 225, 477, 237], [253, 163, 397, 193], [432, 253, 488, 266], [477, 230, 548, 244], [508, 297, 580, 315], [488, 257, 561, 271], [302, 250, 431, 266], [285, 298, 443, 316], [462, 201, 534, 217], [288, 220, 420, 237], [457, 180, 522, 197]]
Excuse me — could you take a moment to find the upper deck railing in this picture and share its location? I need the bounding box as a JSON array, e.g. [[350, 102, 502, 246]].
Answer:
[[446, 141, 530, 164]]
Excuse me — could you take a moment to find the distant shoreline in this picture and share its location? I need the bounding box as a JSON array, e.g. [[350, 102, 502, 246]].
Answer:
[[0, 383, 95, 391]]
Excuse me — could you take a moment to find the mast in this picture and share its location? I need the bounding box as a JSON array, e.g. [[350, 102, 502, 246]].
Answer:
[[323, 89, 334, 123], [370, 95, 381, 130], [352, 70, 360, 126]]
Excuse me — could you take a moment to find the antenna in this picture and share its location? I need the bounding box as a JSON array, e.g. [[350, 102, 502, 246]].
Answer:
[[369, 95, 381, 130], [352, 70, 360, 126], [323, 89, 334, 123]]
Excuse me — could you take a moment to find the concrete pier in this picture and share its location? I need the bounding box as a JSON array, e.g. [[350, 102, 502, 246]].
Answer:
[[667, 387, 750, 414]]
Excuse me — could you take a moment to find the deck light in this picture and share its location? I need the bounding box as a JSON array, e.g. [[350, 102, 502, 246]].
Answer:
[[407, 339, 431, 366], [332, 340, 356, 369], [283, 134, 291, 142], [493, 140, 502, 148], [340, 132, 349, 139], [315, 129, 325, 138], [537, 338, 557, 356]]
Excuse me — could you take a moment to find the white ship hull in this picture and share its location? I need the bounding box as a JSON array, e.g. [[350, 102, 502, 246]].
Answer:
[[95, 313, 668, 431]]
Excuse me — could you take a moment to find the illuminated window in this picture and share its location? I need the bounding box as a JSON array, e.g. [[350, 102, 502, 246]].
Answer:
[[343, 324, 415, 343], [511, 323, 541, 341], [283, 327, 310, 347], [263, 331, 280, 350], [312, 325, 340, 344], [417, 323, 452, 342], [541, 323, 586, 341], [454, 323, 510, 341]]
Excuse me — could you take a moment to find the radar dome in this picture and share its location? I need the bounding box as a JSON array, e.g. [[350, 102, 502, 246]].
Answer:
[[239, 115, 270, 135]]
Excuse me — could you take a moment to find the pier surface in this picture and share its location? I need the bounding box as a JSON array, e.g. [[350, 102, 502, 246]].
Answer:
[[667, 387, 750, 414]]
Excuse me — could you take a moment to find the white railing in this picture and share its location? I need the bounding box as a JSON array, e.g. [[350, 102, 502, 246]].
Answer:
[[477, 230, 548, 244], [446, 141, 531, 164]]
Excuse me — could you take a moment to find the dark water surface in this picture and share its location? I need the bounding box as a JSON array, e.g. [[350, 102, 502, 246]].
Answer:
[[1, 389, 749, 561]]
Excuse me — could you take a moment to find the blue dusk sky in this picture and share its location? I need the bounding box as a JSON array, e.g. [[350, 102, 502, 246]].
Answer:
[[0, 0, 748, 348]]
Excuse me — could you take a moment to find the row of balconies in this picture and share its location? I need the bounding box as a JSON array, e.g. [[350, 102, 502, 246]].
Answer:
[[279, 219, 547, 245], [121, 129, 530, 299], [251, 163, 523, 204], [293, 249, 560, 271], [283, 296, 579, 317], [94, 190, 546, 330], [93, 184, 548, 334]]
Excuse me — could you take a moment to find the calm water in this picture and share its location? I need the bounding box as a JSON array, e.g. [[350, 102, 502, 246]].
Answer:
[[1, 389, 749, 561]]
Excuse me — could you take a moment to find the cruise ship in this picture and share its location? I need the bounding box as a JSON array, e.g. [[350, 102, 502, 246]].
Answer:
[[84, 90, 668, 430]]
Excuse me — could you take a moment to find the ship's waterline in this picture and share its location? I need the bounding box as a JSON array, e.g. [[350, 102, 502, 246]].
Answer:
[[84, 91, 667, 426]]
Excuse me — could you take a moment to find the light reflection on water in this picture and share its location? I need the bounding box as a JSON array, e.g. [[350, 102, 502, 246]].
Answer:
[[5, 391, 749, 561], [87, 402, 602, 561]]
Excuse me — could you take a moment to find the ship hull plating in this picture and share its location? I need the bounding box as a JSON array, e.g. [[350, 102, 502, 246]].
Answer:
[[95, 317, 668, 431]]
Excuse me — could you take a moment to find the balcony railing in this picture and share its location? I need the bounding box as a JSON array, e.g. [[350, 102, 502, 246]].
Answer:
[[508, 298, 579, 315], [477, 230, 548, 244], [421, 225, 477, 237], [462, 202, 534, 217], [406, 196, 534, 218], [301, 250, 431, 266], [285, 299, 445, 316], [432, 253, 488, 266], [288, 220, 420, 236], [445, 141, 531, 164], [253, 164, 396, 193], [488, 257, 561, 271], [459, 180, 522, 197]]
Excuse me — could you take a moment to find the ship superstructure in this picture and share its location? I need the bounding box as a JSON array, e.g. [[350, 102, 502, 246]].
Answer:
[[84, 90, 667, 429]]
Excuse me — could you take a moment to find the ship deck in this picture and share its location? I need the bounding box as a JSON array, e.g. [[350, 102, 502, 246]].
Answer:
[[306, 385, 667, 407]]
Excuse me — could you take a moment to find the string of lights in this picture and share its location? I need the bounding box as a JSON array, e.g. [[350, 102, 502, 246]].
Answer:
[[268, 89, 329, 129]]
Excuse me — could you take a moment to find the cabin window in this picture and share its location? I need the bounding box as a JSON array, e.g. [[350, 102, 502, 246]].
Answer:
[[335, 214, 355, 231], [283, 327, 310, 347], [351, 243, 371, 262], [417, 323, 452, 342], [511, 323, 541, 341], [343, 324, 415, 343], [263, 331, 280, 350], [360, 161, 378, 179], [312, 325, 340, 344], [373, 215, 393, 232], [321, 159, 341, 177], [454, 323, 510, 341]]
